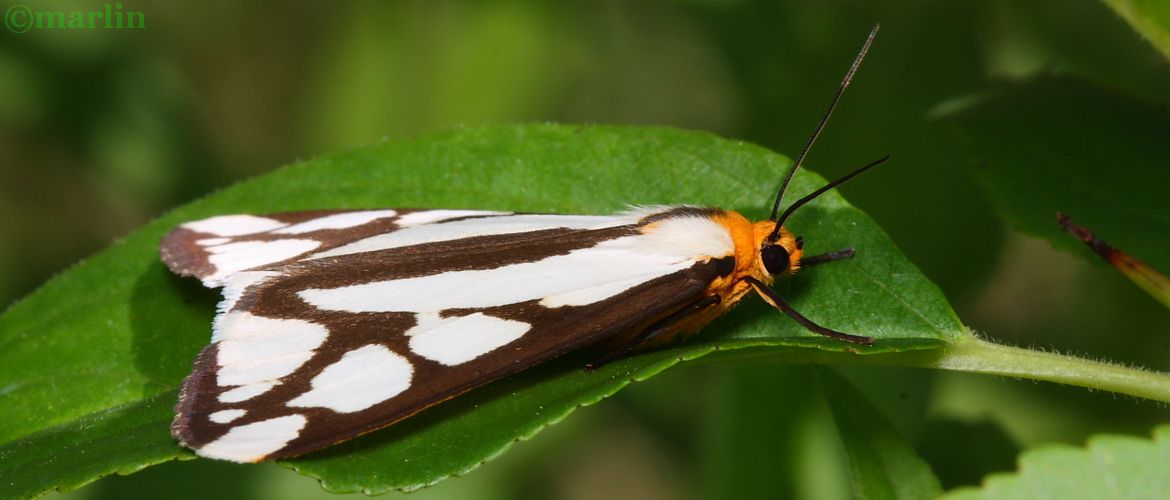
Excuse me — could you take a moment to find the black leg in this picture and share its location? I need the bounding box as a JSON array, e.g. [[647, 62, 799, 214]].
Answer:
[[802, 247, 855, 267], [585, 294, 722, 371], [743, 276, 873, 345]]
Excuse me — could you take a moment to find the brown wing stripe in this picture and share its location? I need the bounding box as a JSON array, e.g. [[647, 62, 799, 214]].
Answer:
[[271, 225, 639, 294], [158, 209, 519, 282]]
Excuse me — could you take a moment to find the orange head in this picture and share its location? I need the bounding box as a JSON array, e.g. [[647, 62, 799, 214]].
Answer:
[[704, 212, 805, 298], [752, 221, 803, 284]]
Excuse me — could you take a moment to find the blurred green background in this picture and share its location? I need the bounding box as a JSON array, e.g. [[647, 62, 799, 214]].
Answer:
[[3, 0, 1168, 498]]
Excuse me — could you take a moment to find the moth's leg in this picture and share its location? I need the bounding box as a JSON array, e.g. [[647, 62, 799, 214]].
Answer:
[[584, 294, 722, 371], [744, 276, 873, 345], [801, 247, 855, 267]]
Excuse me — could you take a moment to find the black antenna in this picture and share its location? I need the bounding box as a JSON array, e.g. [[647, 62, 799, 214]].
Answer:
[[768, 23, 880, 223], [775, 155, 888, 228]]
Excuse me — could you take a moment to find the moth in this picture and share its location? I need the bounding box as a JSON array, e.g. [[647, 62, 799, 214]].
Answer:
[[164, 25, 883, 462]]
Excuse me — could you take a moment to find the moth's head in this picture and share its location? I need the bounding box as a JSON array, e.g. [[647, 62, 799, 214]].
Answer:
[[753, 221, 803, 279]]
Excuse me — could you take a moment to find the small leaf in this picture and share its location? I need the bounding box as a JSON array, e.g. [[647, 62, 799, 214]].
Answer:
[[938, 78, 1170, 272], [819, 368, 943, 500], [942, 425, 1170, 499], [0, 125, 962, 496], [1100, 0, 1170, 60]]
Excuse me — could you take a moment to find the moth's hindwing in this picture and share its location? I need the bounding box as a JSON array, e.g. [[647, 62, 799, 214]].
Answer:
[[163, 207, 735, 462]]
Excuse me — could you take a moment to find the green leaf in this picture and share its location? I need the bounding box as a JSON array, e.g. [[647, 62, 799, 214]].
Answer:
[[937, 77, 1170, 273], [819, 368, 942, 500], [942, 425, 1170, 499], [0, 391, 187, 498], [1101, 0, 1170, 60], [0, 124, 962, 496]]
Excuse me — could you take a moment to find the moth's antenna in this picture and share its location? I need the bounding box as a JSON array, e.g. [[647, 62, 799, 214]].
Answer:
[[768, 23, 880, 223], [774, 155, 888, 229]]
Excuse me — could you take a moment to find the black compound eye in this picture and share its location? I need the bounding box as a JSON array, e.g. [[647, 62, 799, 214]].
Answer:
[[761, 244, 791, 275]]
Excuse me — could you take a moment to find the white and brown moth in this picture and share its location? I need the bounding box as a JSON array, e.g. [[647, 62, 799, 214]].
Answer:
[[163, 26, 884, 463]]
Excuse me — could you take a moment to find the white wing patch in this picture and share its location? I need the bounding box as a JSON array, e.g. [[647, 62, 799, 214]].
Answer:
[[287, 344, 413, 413], [213, 312, 329, 391], [539, 274, 664, 308], [299, 215, 734, 313], [204, 240, 321, 286], [219, 382, 278, 403], [197, 414, 307, 462], [407, 312, 530, 365], [272, 209, 399, 234], [209, 409, 247, 424], [184, 215, 287, 236], [309, 213, 638, 259], [639, 214, 736, 259], [218, 271, 281, 313]]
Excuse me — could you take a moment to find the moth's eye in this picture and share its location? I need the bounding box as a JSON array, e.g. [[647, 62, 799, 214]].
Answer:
[[761, 244, 790, 275]]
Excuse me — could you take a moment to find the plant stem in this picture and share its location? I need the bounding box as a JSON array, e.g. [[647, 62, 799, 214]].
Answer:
[[698, 334, 1170, 404], [885, 335, 1170, 403]]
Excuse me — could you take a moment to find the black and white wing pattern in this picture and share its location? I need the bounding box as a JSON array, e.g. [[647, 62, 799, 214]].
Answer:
[[162, 207, 736, 462]]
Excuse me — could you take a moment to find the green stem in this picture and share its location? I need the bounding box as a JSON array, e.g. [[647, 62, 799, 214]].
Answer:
[[888, 335, 1170, 403], [699, 334, 1170, 404]]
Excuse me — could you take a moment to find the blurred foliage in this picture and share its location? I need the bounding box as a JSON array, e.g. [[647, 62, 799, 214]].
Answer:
[[940, 78, 1170, 276], [1, 0, 1167, 498], [943, 425, 1170, 499], [819, 368, 942, 499]]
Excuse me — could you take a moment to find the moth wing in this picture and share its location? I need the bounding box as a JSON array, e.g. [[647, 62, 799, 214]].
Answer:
[[160, 209, 517, 287], [169, 208, 735, 462]]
